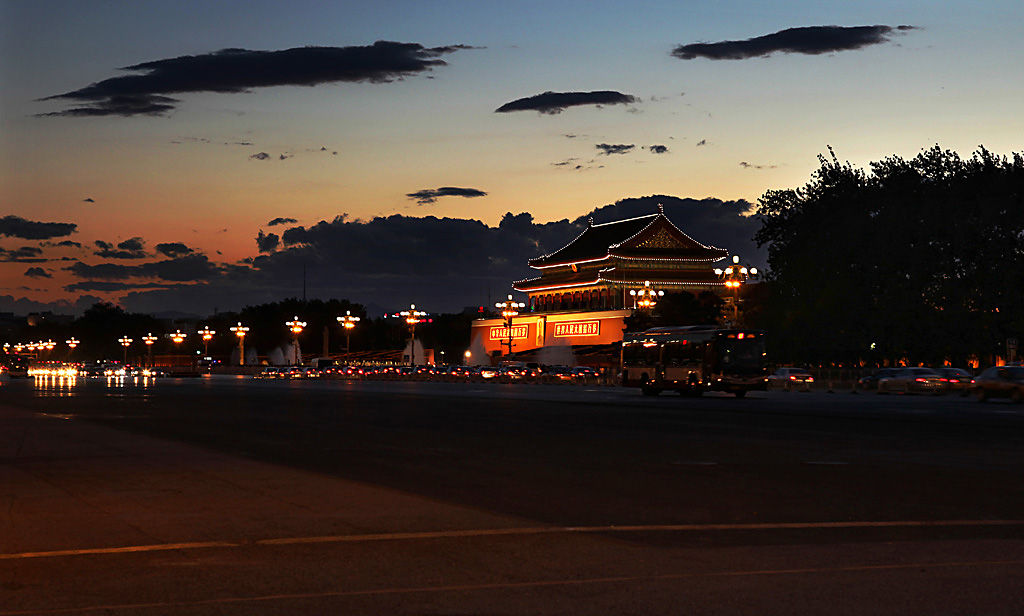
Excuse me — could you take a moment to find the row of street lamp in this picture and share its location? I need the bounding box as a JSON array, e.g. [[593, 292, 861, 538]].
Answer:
[[8, 261, 755, 366], [3, 312, 369, 368]]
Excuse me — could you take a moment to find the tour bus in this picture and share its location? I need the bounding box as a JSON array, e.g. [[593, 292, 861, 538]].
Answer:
[[621, 325, 768, 397]]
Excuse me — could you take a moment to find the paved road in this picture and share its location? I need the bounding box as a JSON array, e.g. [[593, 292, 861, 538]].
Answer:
[[2, 375, 1023, 614]]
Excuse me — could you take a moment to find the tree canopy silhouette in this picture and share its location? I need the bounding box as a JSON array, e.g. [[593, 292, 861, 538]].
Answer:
[[755, 145, 1024, 366]]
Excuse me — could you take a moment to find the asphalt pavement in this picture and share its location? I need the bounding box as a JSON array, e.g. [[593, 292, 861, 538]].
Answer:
[[2, 375, 1023, 615]]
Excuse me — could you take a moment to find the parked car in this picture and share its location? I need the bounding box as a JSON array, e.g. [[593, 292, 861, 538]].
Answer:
[[857, 368, 901, 390], [877, 367, 944, 394], [934, 367, 974, 394], [767, 367, 814, 391], [969, 365, 1024, 403]]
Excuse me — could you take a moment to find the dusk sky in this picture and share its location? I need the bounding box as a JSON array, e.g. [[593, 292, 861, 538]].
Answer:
[[2, 1, 1021, 317]]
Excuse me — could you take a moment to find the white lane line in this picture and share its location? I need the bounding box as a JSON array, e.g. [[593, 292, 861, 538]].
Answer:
[[4, 519, 1024, 561]]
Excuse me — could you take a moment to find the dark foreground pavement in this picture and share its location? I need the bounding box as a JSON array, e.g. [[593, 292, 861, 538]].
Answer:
[[2, 378, 1024, 614]]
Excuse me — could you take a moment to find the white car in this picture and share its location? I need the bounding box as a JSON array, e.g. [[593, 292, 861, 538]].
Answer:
[[767, 367, 814, 391]]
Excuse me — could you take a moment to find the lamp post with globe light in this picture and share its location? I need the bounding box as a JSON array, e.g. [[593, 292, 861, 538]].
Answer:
[[167, 330, 186, 368], [142, 333, 158, 367], [399, 304, 427, 366], [714, 255, 758, 326], [337, 311, 360, 357], [198, 326, 215, 357], [118, 336, 133, 365], [42, 339, 56, 362], [229, 323, 249, 366], [629, 281, 664, 312], [285, 316, 306, 365], [65, 337, 79, 361], [495, 294, 525, 357]]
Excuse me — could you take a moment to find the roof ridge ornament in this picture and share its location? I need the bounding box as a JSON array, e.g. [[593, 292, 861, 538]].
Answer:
[[657, 203, 664, 215], [588, 216, 594, 227]]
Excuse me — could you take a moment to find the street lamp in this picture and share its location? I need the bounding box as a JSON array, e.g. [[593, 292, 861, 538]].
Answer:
[[66, 337, 79, 361], [198, 326, 215, 357], [629, 281, 664, 311], [42, 339, 56, 361], [142, 333, 158, 367], [495, 294, 525, 357], [399, 304, 427, 366], [229, 322, 249, 366], [714, 255, 758, 326], [285, 316, 306, 365], [337, 311, 360, 357], [118, 336, 133, 365], [167, 330, 186, 368]]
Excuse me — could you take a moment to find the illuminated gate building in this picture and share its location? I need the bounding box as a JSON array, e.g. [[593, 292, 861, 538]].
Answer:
[[469, 205, 732, 360]]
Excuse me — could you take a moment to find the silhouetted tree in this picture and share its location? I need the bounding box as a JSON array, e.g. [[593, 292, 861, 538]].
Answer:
[[756, 145, 1024, 366]]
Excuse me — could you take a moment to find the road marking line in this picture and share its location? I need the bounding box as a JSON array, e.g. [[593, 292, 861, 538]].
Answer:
[[4, 558, 1024, 614], [4, 520, 1024, 561]]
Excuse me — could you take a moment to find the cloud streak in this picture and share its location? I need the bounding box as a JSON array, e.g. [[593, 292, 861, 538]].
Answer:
[[0, 215, 77, 240], [596, 143, 635, 156], [94, 238, 147, 259], [65, 254, 223, 282], [406, 187, 488, 205], [671, 25, 916, 60], [24, 267, 52, 279], [495, 91, 639, 115], [40, 41, 471, 117]]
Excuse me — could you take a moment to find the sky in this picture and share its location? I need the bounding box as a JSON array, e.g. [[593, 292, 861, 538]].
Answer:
[[2, 0, 1022, 317]]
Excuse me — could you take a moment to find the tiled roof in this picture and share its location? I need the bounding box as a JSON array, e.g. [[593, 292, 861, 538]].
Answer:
[[527, 214, 659, 267], [526, 210, 727, 268]]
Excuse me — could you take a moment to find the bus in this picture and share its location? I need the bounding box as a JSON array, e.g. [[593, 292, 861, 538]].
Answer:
[[621, 326, 768, 397]]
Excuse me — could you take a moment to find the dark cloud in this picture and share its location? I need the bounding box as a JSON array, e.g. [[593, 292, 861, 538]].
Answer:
[[649, 145, 669, 154], [94, 237, 147, 259], [268, 217, 298, 227], [56, 240, 83, 248], [596, 143, 635, 156], [256, 230, 280, 253], [24, 267, 52, 279], [0, 215, 77, 240], [66, 254, 222, 282], [155, 242, 194, 258], [16, 196, 762, 318], [696, 139, 708, 147], [64, 281, 180, 293], [0, 246, 45, 262], [671, 25, 916, 60], [739, 161, 778, 170], [250, 152, 271, 161], [495, 91, 639, 115], [0, 294, 102, 315], [406, 187, 488, 205], [40, 41, 470, 117], [83, 198, 95, 203]]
